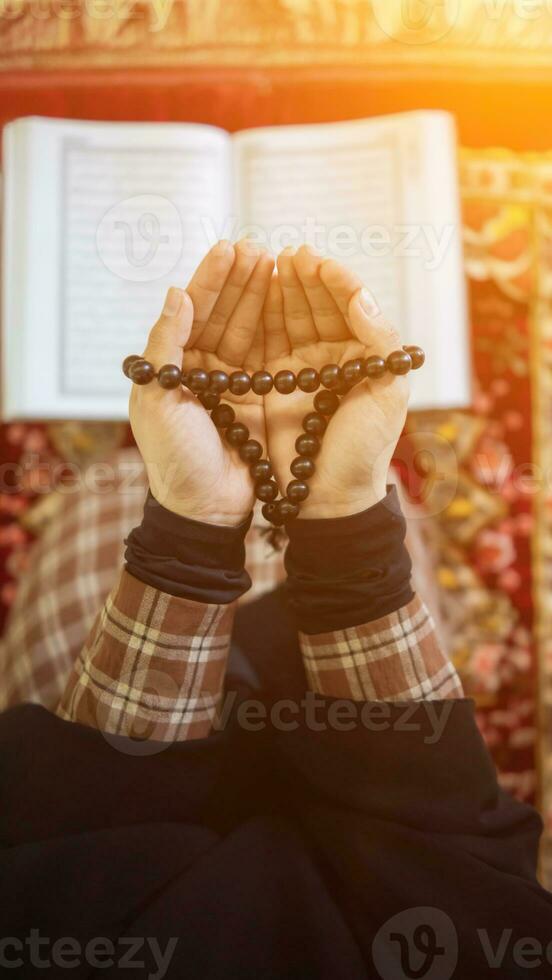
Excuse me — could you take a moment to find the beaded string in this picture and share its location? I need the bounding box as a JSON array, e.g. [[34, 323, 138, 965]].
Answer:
[[123, 346, 425, 528]]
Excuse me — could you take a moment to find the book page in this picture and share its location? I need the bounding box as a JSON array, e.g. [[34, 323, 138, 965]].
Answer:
[[232, 113, 469, 410], [4, 118, 230, 418], [234, 120, 405, 326]]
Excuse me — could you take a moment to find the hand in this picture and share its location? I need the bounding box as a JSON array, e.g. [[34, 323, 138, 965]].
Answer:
[[130, 240, 274, 525], [263, 246, 409, 519]]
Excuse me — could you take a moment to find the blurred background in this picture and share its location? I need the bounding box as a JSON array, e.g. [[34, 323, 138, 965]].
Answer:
[[1, 0, 552, 882]]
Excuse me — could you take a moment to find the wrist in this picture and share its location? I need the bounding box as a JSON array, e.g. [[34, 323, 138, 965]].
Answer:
[[155, 496, 251, 527], [296, 481, 387, 521], [297, 495, 384, 520], [149, 483, 252, 528]]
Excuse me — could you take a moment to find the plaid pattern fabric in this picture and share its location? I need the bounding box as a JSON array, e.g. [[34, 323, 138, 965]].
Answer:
[[0, 449, 284, 712], [58, 575, 461, 743], [57, 569, 234, 741], [301, 595, 464, 702]]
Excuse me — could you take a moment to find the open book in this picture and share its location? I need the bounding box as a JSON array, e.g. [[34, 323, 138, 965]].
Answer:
[[2, 112, 469, 420]]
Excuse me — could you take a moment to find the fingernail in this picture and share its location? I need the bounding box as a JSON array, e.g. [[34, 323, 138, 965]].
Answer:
[[238, 237, 261, 257], [163, 287, 183, 317], [359, 287, 380, 317], [215, 239, 233, 255]]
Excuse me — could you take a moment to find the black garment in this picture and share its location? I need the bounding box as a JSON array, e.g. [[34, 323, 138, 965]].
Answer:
[[125, 487, 413, 631], [125, 492, 253, 604], [1, 596, 551, 979], [285, 485, 413, 632]]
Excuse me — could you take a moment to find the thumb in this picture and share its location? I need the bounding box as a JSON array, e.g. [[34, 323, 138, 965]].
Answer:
[[348, 287, 400, 355], [143, 287, 193, 368]]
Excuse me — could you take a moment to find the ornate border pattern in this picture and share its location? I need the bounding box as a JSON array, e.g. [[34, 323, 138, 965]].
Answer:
[[2, 0, 552, 71]]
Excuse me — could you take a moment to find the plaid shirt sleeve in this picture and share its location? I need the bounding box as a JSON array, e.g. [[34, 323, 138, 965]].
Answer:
[[56, 569, 234, 742], [300, 594, 464, 702]]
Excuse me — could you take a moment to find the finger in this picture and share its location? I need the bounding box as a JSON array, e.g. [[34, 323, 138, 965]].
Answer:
[[142, 287, 194, 370], [244, 322, 265, 374], [277, 247, 318, 346], [263, 277, 290, 360], [217, 251, 274, 366], [293, 245, 349, 341], [186, 240, 235, 345], [319, 258, 363, 320], [348, 287, 400, 356], [197, 239, 263, 352]]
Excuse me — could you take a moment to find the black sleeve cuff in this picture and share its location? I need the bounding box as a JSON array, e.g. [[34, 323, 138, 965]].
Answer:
[[284, 486, 413, 633], [125, 491, 253, 604]]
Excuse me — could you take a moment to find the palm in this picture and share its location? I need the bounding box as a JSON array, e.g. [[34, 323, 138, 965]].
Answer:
[[183, 347, 265, 499], [265, 339, 377, 498], [132, 241, 275, 524], [158, 238, 275, 516], [262, 247, 408, 515]]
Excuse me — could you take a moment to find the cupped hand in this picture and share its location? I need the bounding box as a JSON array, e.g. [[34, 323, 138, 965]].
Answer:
[[263, 246, 409, 519], [130, 240, 273, 525]]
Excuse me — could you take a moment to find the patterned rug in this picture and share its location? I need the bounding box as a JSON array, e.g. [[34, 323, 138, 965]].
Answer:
[[410, 148, 552, 883]]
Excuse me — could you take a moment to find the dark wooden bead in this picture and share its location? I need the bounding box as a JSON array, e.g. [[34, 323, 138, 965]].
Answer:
[[278, 498, 300, 521], [129, 359, 155, 385], [226, 422, 249, 446], [290, 456, 315, 479], [342, 358, 364, 385], [320, 363, 341, 389], [334, 376, 352, 396], [270, 504, 287, 527], [387, 350, 412, 375], [185, 368, 210, 393], [157, 364, 182, 389], [364, 355, 386, 379], [287, 480, 309, 503], [303, 412, 327, 436], [255, 480, 278, 503], [251, 371, 273, 395], [250, 459, 273, 481], [211, 403, 235, 428], [313, 390, 340, 415], [229, 370, 251, 395], [295, 433, 320, 457], [199, 391, 221, 410], [403, 345, 425, 370], [297, 368, 320, 393], [122, 354, 141, 378], [239, 439, 263, 463], [209, 370, 229, 393], [274, 370, 297, 394], [261, 502, 278, 523]]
